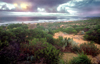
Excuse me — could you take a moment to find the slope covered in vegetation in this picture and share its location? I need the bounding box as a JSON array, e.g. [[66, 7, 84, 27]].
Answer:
[[0, 18, 100, 64]]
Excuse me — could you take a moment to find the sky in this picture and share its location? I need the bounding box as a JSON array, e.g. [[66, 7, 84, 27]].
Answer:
[[0, 0, 100, 17]]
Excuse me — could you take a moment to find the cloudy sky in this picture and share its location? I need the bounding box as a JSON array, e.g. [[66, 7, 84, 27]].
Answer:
[[0, 0, 100, 17]]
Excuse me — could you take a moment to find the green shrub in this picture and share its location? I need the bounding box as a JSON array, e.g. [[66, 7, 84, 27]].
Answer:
[[21, 38, 61, 64], [29, 28, 47, 39], [71, 45, 81, 53], [20, 38, 48, 55], [64, 28, 76, 34], [75, 27, 84, 32], [46, 34, 55, 44], [34, 44, 61, 64], [0, 27, 15, 43], [69, 53, 92, 64], [72, 30, 77, 34], [80, 42, 100, 56], [63, 37, 72, 47], [9, 27, 29, 43], [59, 59, 67, 64], [67, 38, 73, 44], [37, 26, 45, 30], [29, 38, 48, 48], [84, 25, 100, 44], [58, 36, 63, 41], [0, 41, 9, 50], [48, 30, 54, 35], [84, 34, 89, 40], [54, 36, 64, 47], [7, 24, 28, 29], [72, 25, 79, 28]]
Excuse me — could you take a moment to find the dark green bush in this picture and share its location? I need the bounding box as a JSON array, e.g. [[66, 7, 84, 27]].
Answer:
[[21, 38, 61, 64], [75, 27, 84, 32], [9, 27, 29, 43], [46, 34, 55, 44], [48, 29, 54, 35], [0, 27, 15, 43], [59, 59, 67, 64], [80, 42, 100, 56], [72, 30, 77, 34], [29, 38, 61, 64], [29, 28, 47, 39], [34, 45, 61, 64], [7, 24, 28, 29], [36, 26, 45, 30], [0, 41, 9, 50], [69, 53, 92, 64], [64, 28, 74, 34], [0, 44, 19, 64], [84, 25, 100, 44], [54, 36, 64, 47], [71, 45, 81, 53]]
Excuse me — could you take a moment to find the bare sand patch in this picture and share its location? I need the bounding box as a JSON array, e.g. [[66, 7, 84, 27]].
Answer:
[[53, 32, 100, 48], [53, 32, 88, 45], [62, 53, 78, 62]]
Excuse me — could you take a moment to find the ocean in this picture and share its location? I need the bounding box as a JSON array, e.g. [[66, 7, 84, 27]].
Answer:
[[0, 12, 86, 25]]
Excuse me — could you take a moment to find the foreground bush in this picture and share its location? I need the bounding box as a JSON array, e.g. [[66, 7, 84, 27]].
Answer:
[[80, 42, 100, 56], [84, 25, 100, 44], [59, 59, 67, 64], [0, 44, 19, 64], [71, 42, 100, 56], [20, 38, 61, 64], [69, 53, 92, 64], [34, 43, 61, 64]]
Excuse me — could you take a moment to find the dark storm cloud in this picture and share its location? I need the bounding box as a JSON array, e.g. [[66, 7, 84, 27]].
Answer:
[[76, 1, 100, 16], [2, 0, 70, 6], [30, 0, 70, 6], [1, 0, 13, 3], [78, 1, 100, 12]]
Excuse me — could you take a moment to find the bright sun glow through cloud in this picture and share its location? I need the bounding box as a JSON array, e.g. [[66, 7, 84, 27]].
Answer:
[[20, 3, 28, 9], [13, 3, 18, 7]]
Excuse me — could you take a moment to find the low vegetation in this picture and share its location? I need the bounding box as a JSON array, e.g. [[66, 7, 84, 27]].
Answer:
[[69, 53, 92, 64], [0, 18, 100, 64], [71, 42, 100, 57], [80, 42, 100, 56]]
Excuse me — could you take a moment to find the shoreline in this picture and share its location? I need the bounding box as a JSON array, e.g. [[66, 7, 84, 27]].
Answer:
[[0, 18, 87, 26]]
